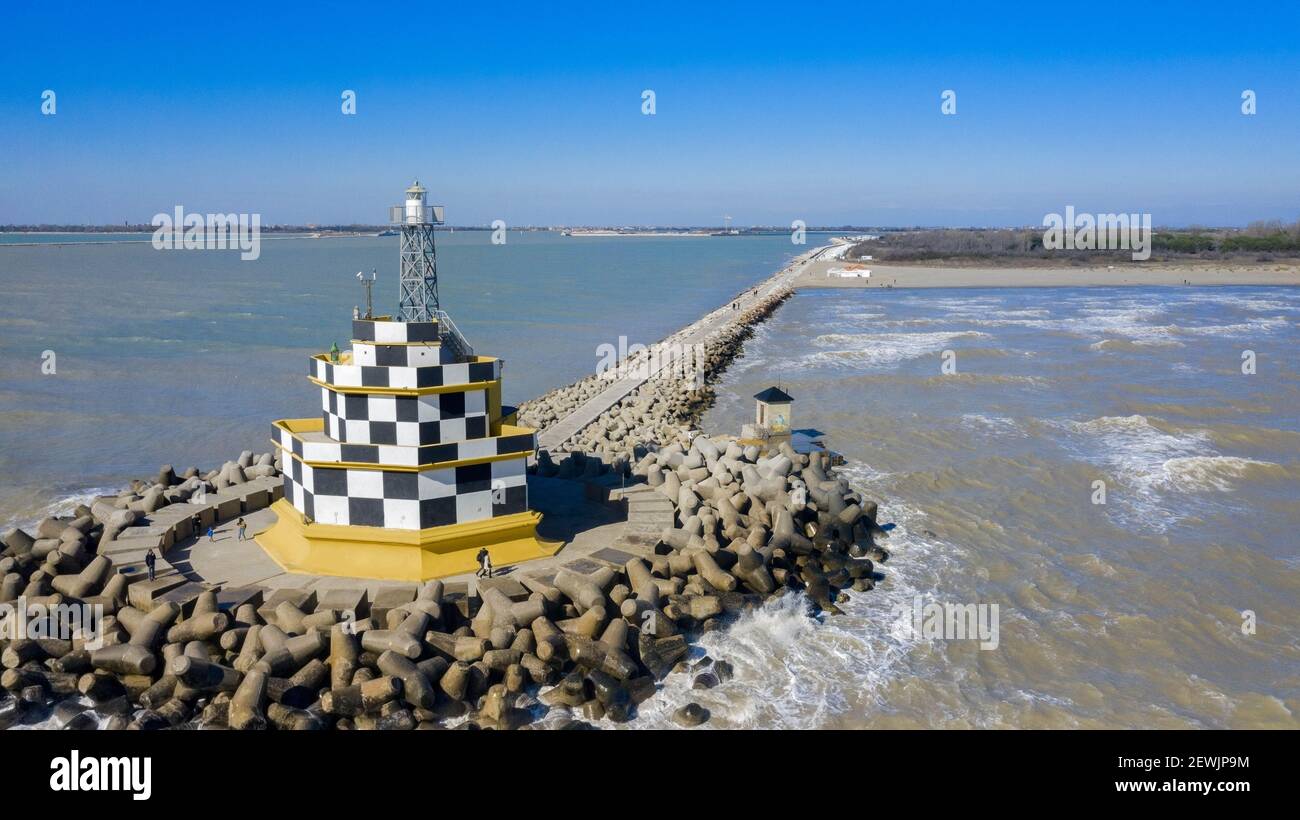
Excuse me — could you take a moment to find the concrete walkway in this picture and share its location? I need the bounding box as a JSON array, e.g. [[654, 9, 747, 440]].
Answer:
[[535, 244, 825, 452], [620, 483, 676, 544], [174, 475, 647, 600]]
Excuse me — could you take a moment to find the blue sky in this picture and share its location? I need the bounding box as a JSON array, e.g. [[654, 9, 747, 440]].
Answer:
[[1, 1, 1298, 227]]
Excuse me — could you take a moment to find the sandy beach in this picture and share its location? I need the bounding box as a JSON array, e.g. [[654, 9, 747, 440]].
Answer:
[[796, 260, 1300, 289]]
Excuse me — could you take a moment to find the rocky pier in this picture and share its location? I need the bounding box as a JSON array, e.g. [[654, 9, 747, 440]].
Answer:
[[0, 245, 895, 730]]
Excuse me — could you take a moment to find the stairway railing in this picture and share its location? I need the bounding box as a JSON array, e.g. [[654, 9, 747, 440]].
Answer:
[[434, 309, 474, 360]]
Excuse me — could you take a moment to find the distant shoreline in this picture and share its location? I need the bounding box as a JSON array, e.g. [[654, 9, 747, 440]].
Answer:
[[0, 233, 369, 249], [797, 262, 1300, 289], [563, 230, 711, 237]]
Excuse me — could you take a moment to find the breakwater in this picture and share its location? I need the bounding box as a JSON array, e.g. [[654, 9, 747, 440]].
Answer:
[[521, 287, 793, 465], [1, 440, 885, 730], [1, 244, 901, 730], [521, 244, 811, 457]]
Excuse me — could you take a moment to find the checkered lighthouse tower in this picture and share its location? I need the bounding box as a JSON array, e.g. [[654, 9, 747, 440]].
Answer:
[[256, 182, 554, 581]]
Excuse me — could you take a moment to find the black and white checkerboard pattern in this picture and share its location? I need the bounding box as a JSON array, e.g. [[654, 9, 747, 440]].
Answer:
[[352, 342, 457, 368], [277, 423, 535, 468], [352, 318, 439, 344], [282, 454, 528, 530], [312, 357, 500, 390], [278, 317, 534, 532], [320, 388, 489, 446]]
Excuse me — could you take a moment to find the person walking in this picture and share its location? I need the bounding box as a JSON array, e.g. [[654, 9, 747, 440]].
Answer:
[[207, 524, 216, 542], [476, 547, 493, 579], [236, 517, 247, 541], [144, 547, 157, 582]]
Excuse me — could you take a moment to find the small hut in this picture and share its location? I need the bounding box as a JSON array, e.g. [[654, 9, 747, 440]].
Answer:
[[753, 386, 794, 436]]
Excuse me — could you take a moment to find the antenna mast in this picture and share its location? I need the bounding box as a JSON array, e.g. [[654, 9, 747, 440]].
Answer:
[[356, 269, 376, 319]]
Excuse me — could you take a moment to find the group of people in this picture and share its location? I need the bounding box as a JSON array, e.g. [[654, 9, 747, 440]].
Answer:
[[142, 516, 250, 582], [728, 288, 760, 312]]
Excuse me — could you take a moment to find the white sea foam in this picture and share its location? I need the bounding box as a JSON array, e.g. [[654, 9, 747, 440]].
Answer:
[[869, 301, 1189, 347], [993, 308, 1052, 319], [721, 321, 777, 374], [1055, 414, 1210, 483], [828, 308, 887, 322], [863, 316, 962, 328], [1182, 293, 1300, 313], [960, 414, 1025, 436], [1158, 456, 1284, 492], [533, 460, 955, 730], [804, 330, 991, 368], [900, 296, 1007, 314], [12, 486, 121, 534], [832, 293, 1283, 351], [3, 695, 112, 731], [1175, 316, 1291, 337], [1077, 303, 1166, 320], [1050, 414, 1281, 528], [1065, 305, 1181, 344]]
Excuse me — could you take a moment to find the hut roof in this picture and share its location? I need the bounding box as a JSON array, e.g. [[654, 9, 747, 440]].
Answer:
[[753, 386, 794, 403]]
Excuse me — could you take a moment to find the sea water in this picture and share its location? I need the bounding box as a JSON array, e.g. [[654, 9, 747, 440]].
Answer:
[[4, 235, 1296, 729], [666, 286, 1299, 728]]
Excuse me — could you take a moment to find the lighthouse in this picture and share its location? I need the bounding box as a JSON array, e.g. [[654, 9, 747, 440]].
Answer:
[[256, 182, 554, 581], [392, 180, 444, 323]]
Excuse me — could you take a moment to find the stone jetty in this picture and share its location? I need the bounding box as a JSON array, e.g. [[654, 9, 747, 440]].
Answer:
[[523, 242, 814, 463], [1, 438, 884, 731], [0, 244, 894, 730], [522, 287, 792, 467]]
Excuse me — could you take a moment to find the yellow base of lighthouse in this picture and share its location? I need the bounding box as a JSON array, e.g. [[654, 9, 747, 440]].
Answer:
[[255, 498, 560, 582]]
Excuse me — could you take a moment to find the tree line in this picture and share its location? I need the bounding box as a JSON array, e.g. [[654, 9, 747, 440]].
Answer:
[[847, 220, 1300, 262]]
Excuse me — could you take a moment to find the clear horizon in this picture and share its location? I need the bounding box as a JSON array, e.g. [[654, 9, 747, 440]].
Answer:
[[2, 1, 1298, 227]]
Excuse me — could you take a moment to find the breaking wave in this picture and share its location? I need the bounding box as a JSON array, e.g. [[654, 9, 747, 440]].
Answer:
[[1159, 456, 1289, 492], [1050, 414, 1285, 528], [555, 460, 957, 729], [805, 330, 991, 368]]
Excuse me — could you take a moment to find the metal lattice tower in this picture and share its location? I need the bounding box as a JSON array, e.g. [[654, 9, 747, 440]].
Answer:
[[390, 181, 444, 322]]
